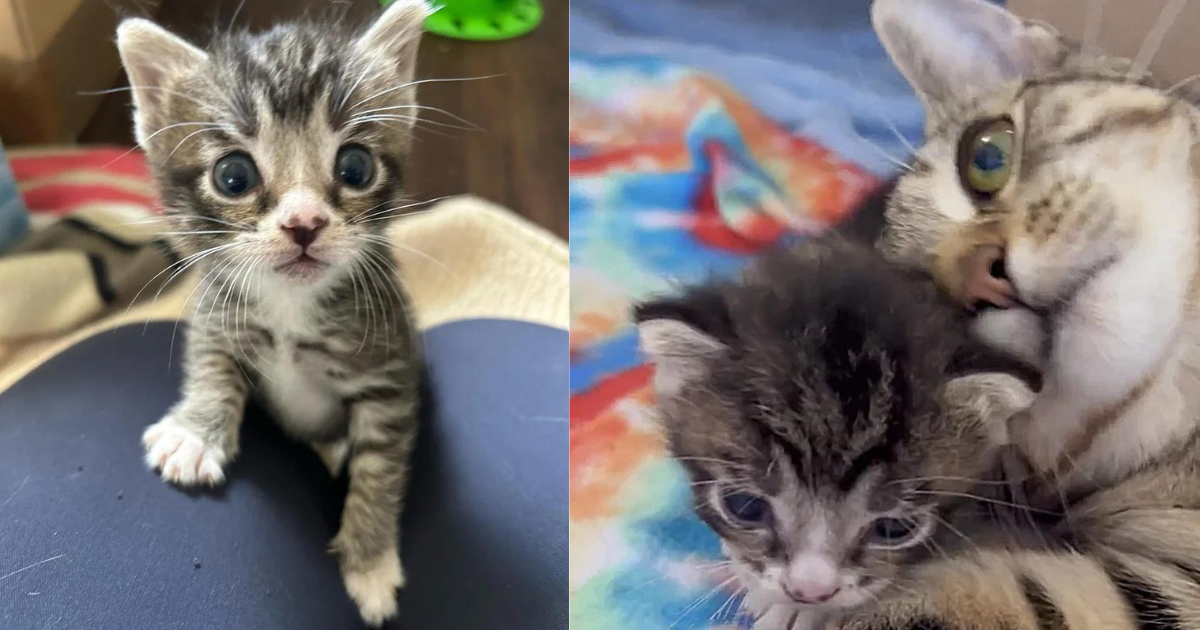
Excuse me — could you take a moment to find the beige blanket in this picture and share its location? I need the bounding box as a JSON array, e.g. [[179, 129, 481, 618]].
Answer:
[[0, 195, 568, 393]]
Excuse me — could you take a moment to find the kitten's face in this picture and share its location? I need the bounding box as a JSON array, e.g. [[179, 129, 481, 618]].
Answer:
[[637, 241, 1034, 615], [116, 2, 429, 289]]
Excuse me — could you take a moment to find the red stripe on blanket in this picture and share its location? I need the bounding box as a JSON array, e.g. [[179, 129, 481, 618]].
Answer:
[[691, 170, 785, 254], [10, 149, 149, 180], [570, 364, 653, 428], [22, 185, 157, 214]]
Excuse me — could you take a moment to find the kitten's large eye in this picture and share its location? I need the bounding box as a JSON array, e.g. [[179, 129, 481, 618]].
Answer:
[[212, 153, 260, 197], [336, 145, 375, 189], [957, 118, 1015, 199], [722, 492, 771, 526], [867, 516, 924, 549]]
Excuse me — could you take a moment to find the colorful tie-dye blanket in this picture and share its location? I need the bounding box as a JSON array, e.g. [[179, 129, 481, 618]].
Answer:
[[569, 54, 881, 629]]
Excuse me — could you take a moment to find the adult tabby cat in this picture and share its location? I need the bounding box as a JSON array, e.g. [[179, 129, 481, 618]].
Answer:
[[116, 1, 429, 625], [869, 0, 1200, 497], [836, 0, 1200, 628]]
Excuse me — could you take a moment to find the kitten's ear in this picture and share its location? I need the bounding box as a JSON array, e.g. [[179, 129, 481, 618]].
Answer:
[[357, 0, 431, 84], [943, 372, 1035, 443], [871, 0, 1066, 109], [116, 19, 208, 147], [634, 294, 731, 397]]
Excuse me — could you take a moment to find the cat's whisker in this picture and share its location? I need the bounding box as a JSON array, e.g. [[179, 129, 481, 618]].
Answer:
[[888, 475, 1015, 487], [171, 248, 244, 368], [928, 512, 979, 553], [350, 113, 481, 132], [1083, 0, 1106, 53], [908, 489, 1061, 515], [122, 214, 254, 231], [128, 241, 241, 318], [350, 194, 456, 223], [854, 133, 914, 173], [167, 125, 235, 158], [347, 74, 503, 112], [1166, 72, 1200, 96], [1132, 0, 1188, 77], [80, 85, 216, 111], [354, 205, 447, 224], [359, 234, 454, 276], [669, 576, 738, 630], [840, 34, 917, 158], [157, 230, 243, 236], [351, 104, 484, 132]]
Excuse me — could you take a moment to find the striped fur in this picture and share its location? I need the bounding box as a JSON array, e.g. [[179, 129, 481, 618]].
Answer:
[[637, 236, 1038, 627], [827, 1, 1200, 629], [872, 0, 1200, 498], [116, 2, 430, 626]]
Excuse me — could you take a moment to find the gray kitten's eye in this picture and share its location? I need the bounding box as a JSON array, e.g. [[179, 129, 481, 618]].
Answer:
[[867, 516, 924, 548], [212, 153, 260, 197], [336, 145, 375, 189], [957, 117, 1015, 199], [722, 492, 771, 526]]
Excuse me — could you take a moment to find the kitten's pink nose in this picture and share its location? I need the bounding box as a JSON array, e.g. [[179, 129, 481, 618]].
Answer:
[[280, 213, 329, 248], [784, 555, 841, 604]]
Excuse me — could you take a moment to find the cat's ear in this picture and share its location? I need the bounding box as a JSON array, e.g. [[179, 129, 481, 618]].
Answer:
[[943, 372, 1035, 443], [871, 0, 1066, 108], [116, 19, 208, 147], [634, 294, 732, 396], [357, 0, 431, 84]]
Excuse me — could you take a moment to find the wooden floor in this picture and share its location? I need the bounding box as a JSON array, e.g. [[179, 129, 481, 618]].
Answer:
[[81, 0, 568, 240]]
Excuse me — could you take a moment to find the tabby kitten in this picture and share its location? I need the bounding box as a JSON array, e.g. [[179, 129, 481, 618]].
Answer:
[[636, 236, 1038, 629], [116, 2, 429, 625], [869, 0, 1200, 497]]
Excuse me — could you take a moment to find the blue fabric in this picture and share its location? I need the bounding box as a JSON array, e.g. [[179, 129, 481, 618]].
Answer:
[[570, 0, 925, 176], [0, 319, 567, 629], [0, 145, 28, 254]]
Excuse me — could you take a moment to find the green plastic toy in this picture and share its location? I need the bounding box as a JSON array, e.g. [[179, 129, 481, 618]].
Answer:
[[382, 0, 544, 41]]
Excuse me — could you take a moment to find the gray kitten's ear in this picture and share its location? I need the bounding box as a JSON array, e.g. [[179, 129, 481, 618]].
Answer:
[[116, 18, 208, 147], [944, 372, 1036, 444], [357, 0, 431, 84], [637, 319, 727, 397], [871, 0, 1065, 109]]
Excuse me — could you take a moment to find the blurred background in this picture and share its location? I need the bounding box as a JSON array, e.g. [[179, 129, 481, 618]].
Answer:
[[0, 0, 567, 239]]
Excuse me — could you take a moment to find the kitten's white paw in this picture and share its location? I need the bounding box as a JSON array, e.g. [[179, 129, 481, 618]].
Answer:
[[342, 548, 404, 627], [143, 418, 228, 487]]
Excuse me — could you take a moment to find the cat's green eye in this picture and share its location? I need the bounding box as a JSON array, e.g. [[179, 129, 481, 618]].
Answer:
[[957, 118, 1015, 199]]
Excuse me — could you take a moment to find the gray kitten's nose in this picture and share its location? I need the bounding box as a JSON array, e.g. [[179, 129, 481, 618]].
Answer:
[[281, 216, 328, 248], [785, 583, 840, 604]]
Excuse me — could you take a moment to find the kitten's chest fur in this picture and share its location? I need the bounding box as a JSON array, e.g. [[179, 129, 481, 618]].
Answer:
[[251, 295, 345, 442]]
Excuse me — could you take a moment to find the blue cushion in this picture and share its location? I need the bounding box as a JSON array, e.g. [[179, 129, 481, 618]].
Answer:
[[0, 319, 567, 629]]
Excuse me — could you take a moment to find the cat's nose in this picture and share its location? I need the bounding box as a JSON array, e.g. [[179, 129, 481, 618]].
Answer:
[[784, 555, 842, 604], [281, 215, 329, 248], [784, 582, 841, 605]]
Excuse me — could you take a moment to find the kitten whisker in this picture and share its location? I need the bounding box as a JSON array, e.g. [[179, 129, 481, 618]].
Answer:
[[669, 576, 738, 629], [351, 104, 484, 131], [1166, 72, 1200, 95], [907, 489, 1061, 515], [349, 194, 456, 223], [358, 234, 454, 276], [127, 241, 242, 318], [347, 114, 478, 134], [80, 85, 217, 111], [853, 133, 914, 173], [167, 125, 236, 158], [346, 74, 503, 112]]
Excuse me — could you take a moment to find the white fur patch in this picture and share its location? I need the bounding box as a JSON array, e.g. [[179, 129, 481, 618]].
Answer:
[[342, 547, 405, 627], [143, 417, 227, 487]]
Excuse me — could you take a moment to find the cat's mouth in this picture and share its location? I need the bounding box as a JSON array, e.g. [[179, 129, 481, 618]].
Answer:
[[275, 253, 329, 279]]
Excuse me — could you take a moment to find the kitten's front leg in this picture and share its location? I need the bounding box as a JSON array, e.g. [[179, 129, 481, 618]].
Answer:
[[332, 392, 419, 627], [143, 349, 248, 486]]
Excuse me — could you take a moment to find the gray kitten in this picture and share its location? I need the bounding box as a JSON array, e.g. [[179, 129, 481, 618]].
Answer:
[[636, 237, 1038, 629], [115, 1, 430, 625]]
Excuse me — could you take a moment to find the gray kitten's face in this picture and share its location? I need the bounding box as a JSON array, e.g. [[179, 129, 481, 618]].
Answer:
[[637, 240, 1034, 615], [116, 1, 429, 290]]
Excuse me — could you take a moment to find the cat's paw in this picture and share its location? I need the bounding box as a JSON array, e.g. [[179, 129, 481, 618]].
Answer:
[[142, 417, 229, 487], [341, 547, 404, 627]]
